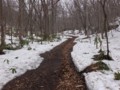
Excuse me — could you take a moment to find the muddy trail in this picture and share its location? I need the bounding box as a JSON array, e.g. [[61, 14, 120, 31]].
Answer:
[[2, 37, 87, 90]]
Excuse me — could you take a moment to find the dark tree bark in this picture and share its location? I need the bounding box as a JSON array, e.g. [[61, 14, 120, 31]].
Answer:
[[18, 0, 26, 47], [41, 0, 49, 40], [100, 0, 110, 57], [0, 0, 5, 53]]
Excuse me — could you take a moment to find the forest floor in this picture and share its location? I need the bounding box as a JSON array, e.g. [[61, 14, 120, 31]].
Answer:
[[2, 37, 87, 90]]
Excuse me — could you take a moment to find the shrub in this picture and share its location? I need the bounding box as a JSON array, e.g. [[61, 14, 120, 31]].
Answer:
[[94, 35, 102, 49], [42, 35, 50, 41], [21, 40, 29, 46], [28, 47, 32, 50], [10, 68, 17, 74], [4, 59, 9, 64], [5, 44, 15, 50], [96, 61, 109, 70], [4, 44, 20, 50], [56, 36, 61, 42], [0, 46, 5, 55], [51, 34, 57, 39], [115, 72, 120, 80], [29, 36, 34, 41], [35, 39, 41, 42], [93, 51, 105, 60], [93, 50, 113, 60]]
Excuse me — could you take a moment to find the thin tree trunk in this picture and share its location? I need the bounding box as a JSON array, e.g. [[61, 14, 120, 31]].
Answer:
[[18, 0, 24, 47], [102, 0, 110, 56], [0, 0, 5, 52]]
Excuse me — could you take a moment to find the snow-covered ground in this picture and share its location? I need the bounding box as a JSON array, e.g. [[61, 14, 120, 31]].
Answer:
[[71, 26, 120, 90], [0, 35, 68, 90]]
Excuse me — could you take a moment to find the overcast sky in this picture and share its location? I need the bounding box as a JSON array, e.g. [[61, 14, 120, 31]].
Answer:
[[61, 0, 73, 3]]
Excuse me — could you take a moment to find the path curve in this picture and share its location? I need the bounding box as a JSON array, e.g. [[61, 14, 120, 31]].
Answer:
[[2, 37, 87, 90]]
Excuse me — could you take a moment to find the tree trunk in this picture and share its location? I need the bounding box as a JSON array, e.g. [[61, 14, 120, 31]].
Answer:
[[102, 0, 110, 57], [0, 0, 5, 53], [18, 0, 24, 47]]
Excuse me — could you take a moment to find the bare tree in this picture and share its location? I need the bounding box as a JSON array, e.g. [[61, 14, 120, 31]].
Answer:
[[0, 0, 5, 53], [99, 0, 110, 58], [18, 0, 26, 47]]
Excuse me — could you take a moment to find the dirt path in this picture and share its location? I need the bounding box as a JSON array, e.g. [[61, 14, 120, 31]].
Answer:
[[2, 37, 87, 90]]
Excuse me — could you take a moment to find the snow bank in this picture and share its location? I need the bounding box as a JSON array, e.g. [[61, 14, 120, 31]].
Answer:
[[84, 71, 120, 90], [71, 26, 120, 89], [0, 36, 67, 90], [71, 36, 96, 71]]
